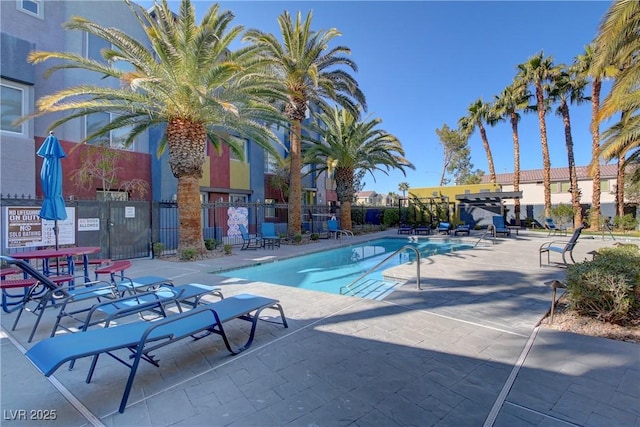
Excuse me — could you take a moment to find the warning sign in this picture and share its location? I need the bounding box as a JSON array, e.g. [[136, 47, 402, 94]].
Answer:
[[4, 206, 75, 248]]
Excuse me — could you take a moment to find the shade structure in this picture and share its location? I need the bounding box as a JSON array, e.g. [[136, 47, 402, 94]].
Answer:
[[37, 132, 67, 249]]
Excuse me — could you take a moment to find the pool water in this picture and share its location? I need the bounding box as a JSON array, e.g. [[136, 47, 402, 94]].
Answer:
[[219, 238, 472, 299]]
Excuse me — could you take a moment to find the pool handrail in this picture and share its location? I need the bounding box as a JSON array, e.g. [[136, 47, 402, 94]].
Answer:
[[340, 245, 421, 296]]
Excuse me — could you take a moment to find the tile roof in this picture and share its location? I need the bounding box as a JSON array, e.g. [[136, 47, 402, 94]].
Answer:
[[481, 164, 619, 184]]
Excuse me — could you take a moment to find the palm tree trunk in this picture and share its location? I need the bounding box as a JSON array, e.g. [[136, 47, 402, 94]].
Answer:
[[616, 155, 625, 217], [590, 79, 602, 230], [479, 123, 497, 183], [560, 101, 582, 226], [288, 119, 302, 237], [341, 200, 352, 230], [536, 84, 552, 218], [510, 113, 521, 226], [177, 176, 205, 252]]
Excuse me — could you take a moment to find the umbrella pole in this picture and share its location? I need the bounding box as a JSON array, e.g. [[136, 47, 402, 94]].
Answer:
[[54, 220, 59, 251]]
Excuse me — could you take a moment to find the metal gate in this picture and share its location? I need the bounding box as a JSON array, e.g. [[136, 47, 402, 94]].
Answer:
[[104, 200, 150, 260]]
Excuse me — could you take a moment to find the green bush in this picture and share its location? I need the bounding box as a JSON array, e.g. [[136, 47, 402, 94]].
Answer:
[[566, 244, 640, 323], [310, 233, 319, 241], [223, 244, 232, 255], [549, 203, 574, 228], [384, 209, 400, 226], [351, 209, 364, 225], [292, 233, 302, 244], [204, 238, 218, 250], [152, 242, 165, 257], [180, 248, 198, 261], [613, 214, 638, 232]]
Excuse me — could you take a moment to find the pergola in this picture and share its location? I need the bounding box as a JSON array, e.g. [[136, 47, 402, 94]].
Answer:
[[454, 191, 523, 216]]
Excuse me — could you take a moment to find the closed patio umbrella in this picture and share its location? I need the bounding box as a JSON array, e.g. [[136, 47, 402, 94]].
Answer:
[[37, 131, 67, 250]]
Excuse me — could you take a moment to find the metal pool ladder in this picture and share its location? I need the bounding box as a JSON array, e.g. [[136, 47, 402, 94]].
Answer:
[[340, 245, 421, 298]]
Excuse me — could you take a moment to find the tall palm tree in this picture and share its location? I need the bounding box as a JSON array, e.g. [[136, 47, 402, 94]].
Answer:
[[549, 66, 590, 226], [244, 11, 366, 237], [21, 0, 287, 253], [458, 99, 497, 183], [492, 81, 532, 226], [590, 0, 640, 216], [398, 182, 410, 198], [575, 45, 605, 230], [516, 52, 559, 218], [304, 107, 414, 230]]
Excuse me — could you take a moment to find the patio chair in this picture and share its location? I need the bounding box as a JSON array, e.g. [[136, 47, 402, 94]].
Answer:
[[414, 224, 431, 235], [260, 223, 281, 249], [491, 216, 511, 237], [398, 224, 414, 235], [544, 217, 568, 236], [25, 293, 288, 413], [539, 225, 585, 267], [238, 224, 261, 250], [328, 219, 354, 239], [436, 222, 451, 235], [454, 223, 471, 236], [0, 256, 118, 342]]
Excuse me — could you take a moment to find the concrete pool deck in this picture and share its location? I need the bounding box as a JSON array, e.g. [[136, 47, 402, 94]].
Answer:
[[1, 229, 638, 426]]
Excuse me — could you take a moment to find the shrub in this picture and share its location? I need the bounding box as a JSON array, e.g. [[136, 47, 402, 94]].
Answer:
[[351, 209, 364, 225], [565, 245, 640, 323], [204, 238, 218, 250], [152, 242, 165, 257], [613, 214, 638, 232], [223, 244, 232, 255], [180, 248, 198, 261], [549, 203, 573, 228], [383, 209, 400, 226], [310, 233, 319, 241], [292, 233, 302, 244]]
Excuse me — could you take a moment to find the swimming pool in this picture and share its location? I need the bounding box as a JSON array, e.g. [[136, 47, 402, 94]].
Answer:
[[219, 238, 472, 299]]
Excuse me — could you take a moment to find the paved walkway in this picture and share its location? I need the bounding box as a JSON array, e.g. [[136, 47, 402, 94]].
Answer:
[[1, 229, 638, 426]]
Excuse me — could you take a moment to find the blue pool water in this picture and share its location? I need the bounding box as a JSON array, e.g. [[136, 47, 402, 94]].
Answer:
[[220, 238, 472, 298]]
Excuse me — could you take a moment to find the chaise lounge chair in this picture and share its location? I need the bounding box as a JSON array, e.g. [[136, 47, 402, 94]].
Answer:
[[414, 224, 431, 235], [398, 224, 414, 235], [239, 224, 262, 250], [544, 217, 568, 237], [454, 224, 471, 236], [539, 225, 585, 267], [491, 216, 511, 237], [436, 222, 451, 235], [25, 293, 288, 413]]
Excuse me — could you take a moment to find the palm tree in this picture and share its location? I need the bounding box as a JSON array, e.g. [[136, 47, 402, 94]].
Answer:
[[304, 107, 414, 230], [458, 99, 497, 183], [244, 11, 366, 237], [516, 52, 560, 218], [492, 81, 532, 226], [398, 182, 410, 198], [590, 0, 640, 216], [21, 0, 287, 253], [548, 65, 590, 226], [575, 45, 605, 230]]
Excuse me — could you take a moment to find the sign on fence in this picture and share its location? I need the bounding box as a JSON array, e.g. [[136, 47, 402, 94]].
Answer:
[[4, 206, 76, 248]]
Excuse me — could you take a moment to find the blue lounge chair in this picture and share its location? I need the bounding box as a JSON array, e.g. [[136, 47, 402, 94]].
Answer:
[[454, 224, 471, 236], [398, 224, 414, 235], [0, 256, 118, 342], [25, 293, 288, 414], [328, 219, 353, 238], [414, 224, 431, 235], [544, 217, 568, 237], [436, 222, 451, 235], [238, 224, 261, 250], [260, 222, 281, 249], [491, 216, 511, 237], [539, 225, 584, 267]]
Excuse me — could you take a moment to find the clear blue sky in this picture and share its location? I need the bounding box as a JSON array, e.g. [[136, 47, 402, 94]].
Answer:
[[137, 0, 613, 194]]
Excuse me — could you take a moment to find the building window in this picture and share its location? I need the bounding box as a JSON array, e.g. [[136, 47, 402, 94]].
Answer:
[[229, 137, 247, 162], [1, 81, 27, 136], [264, 198, 275, 217], [86, 113, 134, 150], [86, 33, 110, 62], [550, 183, 562, 193], [265, 152, 279, 174], [230, 194, 247, 204], [17, 0, 43, 18], [600, 180, 610, 192], [560, 182, 571, 193]]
